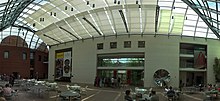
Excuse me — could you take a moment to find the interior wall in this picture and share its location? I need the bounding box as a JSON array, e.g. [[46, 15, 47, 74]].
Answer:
[[207, 39, 220, 84], [48, 35, 220, 87]]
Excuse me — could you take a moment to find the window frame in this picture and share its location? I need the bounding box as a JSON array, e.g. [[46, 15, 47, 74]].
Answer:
[[97, 43, 104, 50], [138, 41, 145, 48], [3, 51, 9, 59], [110, 42, 117, 49], [124, 41, 131, 48]]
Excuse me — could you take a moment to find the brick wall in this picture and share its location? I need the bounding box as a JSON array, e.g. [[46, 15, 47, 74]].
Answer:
[[0, 45, 48, 79], [34, 50, 48, 79]]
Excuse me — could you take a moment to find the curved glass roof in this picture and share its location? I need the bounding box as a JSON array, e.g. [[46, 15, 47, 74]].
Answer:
[[0, 0, 219, 46], [0, 0, 48, 51], [0, 26, 48, 51], [182, 0, 220, 38]]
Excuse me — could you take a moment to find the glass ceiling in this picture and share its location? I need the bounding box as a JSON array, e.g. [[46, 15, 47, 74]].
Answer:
[[182, 0, 220, 38], [0, 0, 219, 46], [0, 0, 48, 50]]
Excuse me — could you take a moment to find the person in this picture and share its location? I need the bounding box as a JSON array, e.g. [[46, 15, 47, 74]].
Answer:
[[164, 86, 169, 92], [0, 97, 6, 101], [3, 84, 14, 98], [124, 89, 133, 101], [166, 86, 176, 100], [150, 90, 159, 101], [9, 74, 15, 87]]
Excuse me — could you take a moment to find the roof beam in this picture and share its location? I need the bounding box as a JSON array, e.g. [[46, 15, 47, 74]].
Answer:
[[118, 10, 129, 33], [82, 17, 102, 36], [59, 26, 80, 40], [193, 16, 200, 39], [43, 34, 61, 44]]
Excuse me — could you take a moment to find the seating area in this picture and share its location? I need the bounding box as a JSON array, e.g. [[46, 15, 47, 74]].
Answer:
[[0, 79, 219, 101]]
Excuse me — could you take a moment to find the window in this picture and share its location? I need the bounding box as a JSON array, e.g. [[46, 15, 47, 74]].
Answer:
[[138, 41, 145, 48], [38, 55, 41, 61], [110, 42, 117, 49], [23, 52, 27, 60], [4, 51, 9, 59], [124, 41, 131, 48], [97, 43, 103, 50], [30, 53, 34, 59], [43, 56, 48, 62], [65, 6, 67, 10]]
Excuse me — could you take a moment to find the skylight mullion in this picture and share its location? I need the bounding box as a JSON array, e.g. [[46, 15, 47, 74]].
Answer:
[[204, 1, 213, 26], [168, 0, 175, 36], [181, 6, 188, 37], [63, 0, 92, 37], [193, 16, 200, 38], [16, 27, 21, 46], [202, 2, 211, 17], [17, 0, 44, 26], [216, 1, 219, 33], [196, 0, 207, 17], [139, 7, 143, 33], [64, 19, 82, 39], [205, 27, 209, 39], [76, 16, 92, 37], [103, 0, 117, 34], [88, 11, 104, 35], [54, 23, 73, 41]]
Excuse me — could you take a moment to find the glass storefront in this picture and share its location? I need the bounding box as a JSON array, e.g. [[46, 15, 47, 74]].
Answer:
[[97, 70, 144, 86], [97, 53, 145, 86]]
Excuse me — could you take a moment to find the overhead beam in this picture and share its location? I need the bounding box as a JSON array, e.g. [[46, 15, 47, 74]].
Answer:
[[59, 26, 80, 40], [82, 17, 102, 36], [43, 34, 61, 44], [119, 10, 129, 33]]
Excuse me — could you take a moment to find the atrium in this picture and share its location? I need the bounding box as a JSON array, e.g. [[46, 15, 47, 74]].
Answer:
[[0, 0, 220, 89]]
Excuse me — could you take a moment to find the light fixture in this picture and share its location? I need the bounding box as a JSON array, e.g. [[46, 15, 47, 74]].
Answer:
[[118, 1, 120, 4], [114, 0, 117, 4]]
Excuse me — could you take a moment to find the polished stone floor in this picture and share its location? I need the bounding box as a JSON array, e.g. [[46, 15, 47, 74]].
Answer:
[[8, 82, 219, 101]]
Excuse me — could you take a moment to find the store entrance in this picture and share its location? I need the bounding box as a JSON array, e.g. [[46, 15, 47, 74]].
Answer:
[[97, 69, 144, 86], [117, 70, 127, 85]]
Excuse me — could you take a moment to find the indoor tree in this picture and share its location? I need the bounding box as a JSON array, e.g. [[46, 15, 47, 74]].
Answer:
[[213, 57, 220, 82]]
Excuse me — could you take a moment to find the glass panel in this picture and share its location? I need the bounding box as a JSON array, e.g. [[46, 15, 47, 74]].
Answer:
[[158, 10, 171, 33], [4, 51, 9, 59], [207, 1, 216, 10], [0, 0, 8, 4], [97, 57, 145, 67], [171, 13, 184, 34]]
